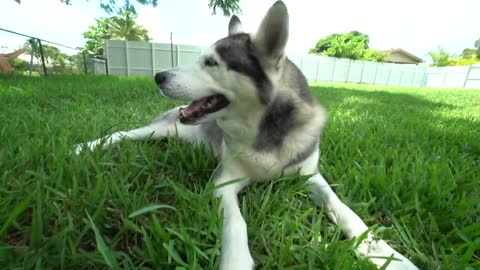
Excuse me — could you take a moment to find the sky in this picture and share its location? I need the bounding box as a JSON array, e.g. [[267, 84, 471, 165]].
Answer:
[[1, 0, 479, 61]]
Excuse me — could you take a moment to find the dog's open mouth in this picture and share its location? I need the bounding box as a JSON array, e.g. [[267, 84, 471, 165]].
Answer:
[[179, 94, 229, 124]]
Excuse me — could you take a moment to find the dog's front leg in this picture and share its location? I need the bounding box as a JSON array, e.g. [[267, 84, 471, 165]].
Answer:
[[306, 173, 418, 270], [74, 106, 181, 153], [75, 106, 209, 154], [213, 169, 254, 270]]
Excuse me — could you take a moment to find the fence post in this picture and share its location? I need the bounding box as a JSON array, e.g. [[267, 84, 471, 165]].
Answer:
[[387, 64, 393, 85], [105, 58, 109, 75], [441, 67, 448, 87], [359, 60, 366, 84], [37, 39, 47, 76], [176, 45, 180, 67], [463, 65, 472, 88], [346, 59, 352, 83], [125, 41, 130, 76], [422, 67, 428, 87], [411, 65, 417, 86], [151, 42, 156, 75], [28, 39, 35, 77], [399, 65, 404, 86], [105, 40, 109, 75], [373, 62, 379, 85], [331, 57, 337, 82], [82, 51, 87, 74], [170, 32, 174, 68], [315, 59, 320, 82]]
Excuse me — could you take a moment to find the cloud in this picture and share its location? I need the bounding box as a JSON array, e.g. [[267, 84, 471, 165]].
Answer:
[[1, 0, 477, 59], [0, 0, 97, 53], [136, 6, 170, 43], [228, 0, 478, 57]]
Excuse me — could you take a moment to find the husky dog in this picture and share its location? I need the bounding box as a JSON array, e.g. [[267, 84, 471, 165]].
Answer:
[[75, 1, 418, 269]]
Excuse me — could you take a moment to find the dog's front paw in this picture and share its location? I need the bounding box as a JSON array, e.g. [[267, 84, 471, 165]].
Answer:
[[73, 139, 102, 154], [219, 257, 254, 270], [357, 239, 418, 270]]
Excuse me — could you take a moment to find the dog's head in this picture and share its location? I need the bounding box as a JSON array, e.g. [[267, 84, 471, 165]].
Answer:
[[155, 1, 289, 125]]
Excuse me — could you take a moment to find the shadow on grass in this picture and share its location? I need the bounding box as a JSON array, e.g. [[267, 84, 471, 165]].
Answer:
[[310, 84, 479, 268]]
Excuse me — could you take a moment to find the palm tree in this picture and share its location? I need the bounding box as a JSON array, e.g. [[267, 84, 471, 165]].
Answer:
[[42, 45, 61, 64], [25, 38, 41, 62], [82, 4, 152, 56], [427, 47, 451, 67], [109, 7, 151, 41]]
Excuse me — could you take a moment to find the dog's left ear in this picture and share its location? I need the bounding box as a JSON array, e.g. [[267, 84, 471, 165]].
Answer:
[[253, 1, 289, 62], [228, 15, 243, 36]]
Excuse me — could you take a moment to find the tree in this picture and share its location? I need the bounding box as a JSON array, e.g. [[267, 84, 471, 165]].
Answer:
[[109, 8, 151, 41], [83, 18, 113, 57], [427, 47, 451, 67], [25, 40, 59, 64], [208, 0, 241, 16], [310, 31, 367, 53], [82, 6, 152, 57], [42, 45, 68, 69], [309, 31, 384, 61], [462, 48, 477, 59], [24, 39, 71, 71], [25, 38, 40, 62], [13, 0, 241, 16], [460, 38, 480, 60], [9, 58, 29, 71], [427, 47, 479, 67], [448, 55, 479, 66]]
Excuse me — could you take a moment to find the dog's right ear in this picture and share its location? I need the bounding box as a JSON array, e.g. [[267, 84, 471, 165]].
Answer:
[[253, 1, 289, 63], [228, 15, 243, 36]]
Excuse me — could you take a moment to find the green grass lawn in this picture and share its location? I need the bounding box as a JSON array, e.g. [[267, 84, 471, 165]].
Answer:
[[0, 74, 479, 269]]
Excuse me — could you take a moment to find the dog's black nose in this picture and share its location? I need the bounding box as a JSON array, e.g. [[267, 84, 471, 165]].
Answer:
[[155, 72, 169, 85]]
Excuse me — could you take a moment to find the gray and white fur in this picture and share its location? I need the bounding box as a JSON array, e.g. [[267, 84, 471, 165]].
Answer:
[[75, 2, 418, 269]]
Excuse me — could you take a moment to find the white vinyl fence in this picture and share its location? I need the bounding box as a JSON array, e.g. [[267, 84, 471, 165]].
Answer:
[[104, 40, 480, 89], [92, 59, 107, 75], [288, 55, 427, 87], [106, 40, 203, 76]]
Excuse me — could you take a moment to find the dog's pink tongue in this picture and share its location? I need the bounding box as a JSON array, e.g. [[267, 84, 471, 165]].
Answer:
[[182, 97, 208, 119]]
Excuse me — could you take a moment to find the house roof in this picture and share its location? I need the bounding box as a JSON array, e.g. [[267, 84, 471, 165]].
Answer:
[[381, 48, 424, 63]]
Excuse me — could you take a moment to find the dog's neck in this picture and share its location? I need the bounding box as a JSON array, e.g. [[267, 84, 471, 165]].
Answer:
[[217, 101, 265, 147], [217, 91, 321, 152]]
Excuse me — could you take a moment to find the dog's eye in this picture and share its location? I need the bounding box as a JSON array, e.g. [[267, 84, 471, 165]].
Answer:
[[204, 57, 218, 67]]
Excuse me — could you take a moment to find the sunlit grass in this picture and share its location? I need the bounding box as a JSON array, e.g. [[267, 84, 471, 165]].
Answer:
[[0, 75, 479, 269]]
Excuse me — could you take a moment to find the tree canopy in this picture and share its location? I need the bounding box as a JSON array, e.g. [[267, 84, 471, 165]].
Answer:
[[434, 37, 480, 67], [461, 37, 480, 60], [427, 47, 451, 67], [428, 46, 479, 67], [83, 6, 151, 56], [24, 39, 71, 70], [309, 31, 384, 62], [13, 0, 241, 16]]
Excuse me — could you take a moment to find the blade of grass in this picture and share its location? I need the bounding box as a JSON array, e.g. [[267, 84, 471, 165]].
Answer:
[[0, 195, 31, 238], [128, 204, 177, 218], [86, 211, 119, 269]]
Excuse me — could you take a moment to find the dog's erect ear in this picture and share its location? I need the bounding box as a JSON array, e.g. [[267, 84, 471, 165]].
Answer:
[[253, 1, 289, 61], [228, 15, 243, 36]]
